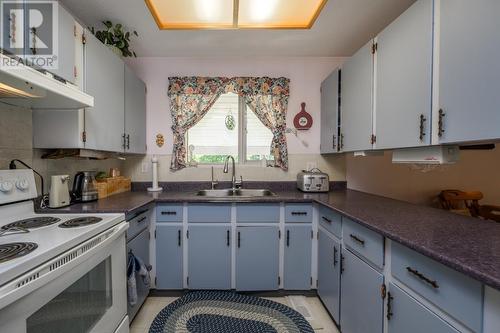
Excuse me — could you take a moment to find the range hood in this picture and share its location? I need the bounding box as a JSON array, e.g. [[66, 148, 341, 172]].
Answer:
[[392, 146, 460, 165], [0, 54, 93, 109]]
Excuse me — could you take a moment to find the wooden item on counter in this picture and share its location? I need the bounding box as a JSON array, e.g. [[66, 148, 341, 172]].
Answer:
[[479, 205, 500, 223], [95, 176, 131, 199], [438, 190, 483, 217]]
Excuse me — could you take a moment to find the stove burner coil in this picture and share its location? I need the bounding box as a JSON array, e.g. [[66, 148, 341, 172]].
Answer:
[[2, 217, 61, 230], [0, 242, 38, 263], [59, 217, 103, 228]]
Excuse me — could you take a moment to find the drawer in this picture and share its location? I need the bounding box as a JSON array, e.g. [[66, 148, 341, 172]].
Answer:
[[285, 203, 313, 223], [391, 242, 483, 332], [188, 203, 231, 223], [342, 217, 384, 269], [127, 209, 150, 240], [156, 204, 183, 222], [236, 203, 280, 223], [318, 205, 342, 238]]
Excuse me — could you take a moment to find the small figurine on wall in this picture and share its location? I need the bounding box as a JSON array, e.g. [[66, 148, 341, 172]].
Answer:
[[293, 102, 313, 130]]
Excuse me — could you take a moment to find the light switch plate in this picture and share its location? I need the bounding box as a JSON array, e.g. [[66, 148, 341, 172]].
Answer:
[[306, 162, 317, 171], [141, 162, 149, 173]]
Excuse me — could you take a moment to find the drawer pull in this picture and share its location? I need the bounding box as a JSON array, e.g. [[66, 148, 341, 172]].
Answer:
[[237, 232, 241, 248], [286, 230, 290, 247], [161, 211, 177, 215], [291, 211, 308, 216], [177, 230, 181, 247], [350, 234, 365, 246], [406, 266, 439, 289], [333, 246, 338, 266], [387, 292, 394, 320], [321, 216, 332, 223], [226, 230, 230, 247], [137, 217, 147, 223]]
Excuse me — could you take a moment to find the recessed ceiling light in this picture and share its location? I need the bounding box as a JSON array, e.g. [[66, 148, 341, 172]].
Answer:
[[145, 0, 327, 30]]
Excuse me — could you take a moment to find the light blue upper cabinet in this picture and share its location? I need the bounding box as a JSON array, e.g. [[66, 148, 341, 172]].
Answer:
[[84, 30, 125, 152], [155, 225, 183, 290], [51, 4, 76, 84], [124, 65, 147, 154], [284, 225, 312, 290], [320, 69, 340, 154], [375, 0, 433, 149], [341, 41, 374, 152], [317, 229, 341, 324], [388, 283, 459, 333], [236, 226, 279, 291], [341, 249, 384, 333], [188, 225, 231, 290], [437, 0, 500, 144]]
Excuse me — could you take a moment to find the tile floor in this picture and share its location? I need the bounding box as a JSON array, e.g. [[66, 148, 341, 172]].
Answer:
[[130, 295, 339, 333]]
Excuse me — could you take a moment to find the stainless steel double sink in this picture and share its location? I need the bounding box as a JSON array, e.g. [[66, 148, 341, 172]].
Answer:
[[196, 189, 276, 198]]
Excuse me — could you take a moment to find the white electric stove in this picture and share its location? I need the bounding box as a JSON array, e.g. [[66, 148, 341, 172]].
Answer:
[[0, 169, 129, 333]]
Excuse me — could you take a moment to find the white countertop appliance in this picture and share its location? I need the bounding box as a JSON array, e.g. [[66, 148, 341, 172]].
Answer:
[[0, 169, 129, 333], [48, 174, 71, 208], [297, 168, 330, 192]]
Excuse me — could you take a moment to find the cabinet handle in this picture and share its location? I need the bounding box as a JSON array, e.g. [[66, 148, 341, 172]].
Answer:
[[291, 211, 308, 216], [340, 133, 344, 149], [438, 109, 445, 137], [126, 134, 130, 149], [122, 133, 127, 149], [237, 232, 241, 248], [406, 266, 439, 289], [387, 292, 394, 320], [332, 134, 337, 150], [349, 234, 365, 246], [333, 246, 338, 266], [419, 114, 427, 141], [321, 216, 332, 223], [177, 229, 181, 247], [286, 230, 290, 247], [340, 254, 345, 274], [161, 211, 177, 215], [137, 216, 147, 223], [30, 27, 37, 54], [226, 230, 230, 247]]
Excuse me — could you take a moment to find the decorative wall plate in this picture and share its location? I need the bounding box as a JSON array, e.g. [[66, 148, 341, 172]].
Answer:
[[156, 134, 164, 147], [293, 102, 313, 130]]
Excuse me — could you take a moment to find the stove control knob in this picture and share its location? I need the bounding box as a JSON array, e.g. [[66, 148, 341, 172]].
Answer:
[[0, 181, 14, 193], [16, 179, 29, 191]]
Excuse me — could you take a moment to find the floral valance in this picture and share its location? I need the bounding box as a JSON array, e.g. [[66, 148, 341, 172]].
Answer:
[[168, 76, 290, 171]]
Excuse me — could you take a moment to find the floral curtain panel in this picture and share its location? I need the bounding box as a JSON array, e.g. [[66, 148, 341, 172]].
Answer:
[[168, 76, 290, 171]]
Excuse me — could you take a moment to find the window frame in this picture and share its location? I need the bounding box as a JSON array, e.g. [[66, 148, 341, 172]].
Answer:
[[186, 93, 272, 166]]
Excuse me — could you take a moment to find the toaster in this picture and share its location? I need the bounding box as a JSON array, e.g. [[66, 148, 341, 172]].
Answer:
[[297, 169, 330, 192]]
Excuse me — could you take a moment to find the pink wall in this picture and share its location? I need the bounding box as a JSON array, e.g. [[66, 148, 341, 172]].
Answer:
[[126, 57, 344, 155]]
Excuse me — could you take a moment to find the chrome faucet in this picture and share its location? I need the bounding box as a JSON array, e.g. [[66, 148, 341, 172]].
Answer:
[[223, 156, 242, 190]]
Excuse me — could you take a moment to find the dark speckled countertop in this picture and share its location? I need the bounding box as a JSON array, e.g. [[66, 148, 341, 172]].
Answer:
[[38, 184, 500, 290]]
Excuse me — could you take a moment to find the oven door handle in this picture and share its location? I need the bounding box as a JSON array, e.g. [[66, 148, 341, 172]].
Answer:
[[0, 222, 129, 311]]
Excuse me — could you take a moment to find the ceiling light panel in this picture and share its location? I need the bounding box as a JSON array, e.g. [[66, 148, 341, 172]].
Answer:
[[146, 0, 235, 29], [238, 0, 327, 29]]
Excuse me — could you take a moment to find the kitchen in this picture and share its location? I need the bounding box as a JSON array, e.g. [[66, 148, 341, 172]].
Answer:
[[0, 0, 499, 333]]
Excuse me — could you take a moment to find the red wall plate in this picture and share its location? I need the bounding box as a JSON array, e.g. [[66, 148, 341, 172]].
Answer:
[[293, 102, 313, 130]]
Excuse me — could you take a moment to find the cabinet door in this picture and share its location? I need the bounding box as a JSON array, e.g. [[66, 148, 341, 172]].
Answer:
[[341, 249, 384, 333], [236, 226, 279, 291], [188, 225, 231, 290], [437, 0, 500, 144], [124, 65, 147, 154], [51, 4, 76, 83], [375, 0, 433, 149], [156, 225, 183, 289], [84, 30, 125, 152], [284, 225, 312, 290], [317, 229, 341, 324], [0, 0, 25, 56], [388, 283, 459, 333], [341, 41, 374, 152], [320, 69, 340, 154]]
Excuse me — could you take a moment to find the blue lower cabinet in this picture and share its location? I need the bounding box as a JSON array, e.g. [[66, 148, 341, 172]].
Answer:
[[388, 283, 459, 333], [188, 225, 231, 290], [341, 249, 384, 333], [236, 226, 280, 291], [317, 229, 341, 324], [284, 225, 312, 290], [156, 225, 183, 289]]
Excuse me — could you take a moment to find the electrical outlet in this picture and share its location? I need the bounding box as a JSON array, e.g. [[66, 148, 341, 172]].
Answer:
[[141, 162, 149, 173], [306, 162, 317, 171]]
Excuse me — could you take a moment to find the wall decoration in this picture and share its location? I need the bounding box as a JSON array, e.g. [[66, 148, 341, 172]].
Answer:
[[293, 102, 313, 130], [156, 134, 165, 147], [225, 111, 236, 130]]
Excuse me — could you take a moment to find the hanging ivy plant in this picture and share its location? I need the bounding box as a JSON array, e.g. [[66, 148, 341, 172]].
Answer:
[[91, 21, 138, 57]]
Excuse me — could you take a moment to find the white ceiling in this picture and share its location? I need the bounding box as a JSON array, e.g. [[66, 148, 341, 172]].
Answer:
[[60, 0, 415, 57]]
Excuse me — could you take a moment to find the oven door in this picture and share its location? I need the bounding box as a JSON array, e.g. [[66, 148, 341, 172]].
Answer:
[[0, 223, 128, 333]]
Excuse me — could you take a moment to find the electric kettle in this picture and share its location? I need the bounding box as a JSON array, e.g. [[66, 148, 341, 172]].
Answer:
[[72, 171, 98, 202], [49, 175, 71, 208]]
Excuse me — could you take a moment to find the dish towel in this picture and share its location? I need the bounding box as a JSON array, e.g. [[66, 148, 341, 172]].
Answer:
[[127, 252, 152, 306]]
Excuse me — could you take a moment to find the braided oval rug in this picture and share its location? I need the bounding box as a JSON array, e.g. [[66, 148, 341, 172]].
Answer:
[[149, 291, 315, 333]]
